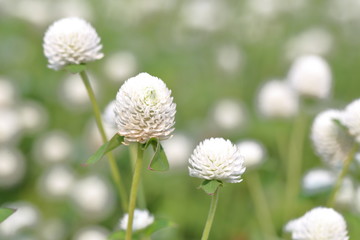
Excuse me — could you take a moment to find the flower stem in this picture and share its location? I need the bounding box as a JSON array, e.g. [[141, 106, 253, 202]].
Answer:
[[129, 143, 147, 209], [328, 144, 358, 207], [201, 188, 220, 240], [126, 143, 144, 240], [246, 172, 277, 239], [79, 70, 128, 211]]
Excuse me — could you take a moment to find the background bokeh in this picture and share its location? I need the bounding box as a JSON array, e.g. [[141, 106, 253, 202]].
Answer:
[[1, 0, 360, 239]]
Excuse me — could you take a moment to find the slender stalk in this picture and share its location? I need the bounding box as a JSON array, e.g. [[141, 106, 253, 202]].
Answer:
[[246, 172, 277, 239], [284, 113, 306, 221], [201, 188, 220, 240], [79, 70, 128, 211], [328, 144, 358, 207], [129, 143, 147, 209], [126, 143, 144, 240]]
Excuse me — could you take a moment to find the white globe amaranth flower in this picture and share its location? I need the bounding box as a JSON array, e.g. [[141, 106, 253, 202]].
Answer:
[[119, 209, 154, 231], [342, 98, 360, 143], [43, 17, 103, 70], [285, 207, 349, 240], [257, 80, 299, 119], [302, 168, 336, 194], [311, 109, 354, 167], [188, 138, 246, 183], [115, 72, 176, 144], [236, 140, 265, 168], [287, 55, 332, 99]]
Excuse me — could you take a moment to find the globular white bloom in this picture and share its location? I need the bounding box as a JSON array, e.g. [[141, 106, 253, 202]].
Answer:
[[0, 108, 22, 143], [215, 45, 244, 74], [0, 78, 16, 106], [236, 140, 265, 168], [257, 80, 299, 118], [342, 98, 360, 143], [287, 55, 332, 99], [38, 165, 75, 198], [285, 207, 349, 240], [188, 138, 246, 183], [0, 147, 26, 188], [43, 17, 103, 70], [211, 99, 247, 131], [33, 130, 73, 164], [17, 100, 48, 133], [71, 175, 115, 220], [285, 28, 333, 60], [311, 110, 354, 167], [162, 132, 194, 170], [120, 209, 154, 231], [115, 72, 176, 144], [0, 202, 39, 236], [104, 52, 138, 82], [335, 177, 355, 207], [302, 168, 336, 194], [74, 226, 109, 240]]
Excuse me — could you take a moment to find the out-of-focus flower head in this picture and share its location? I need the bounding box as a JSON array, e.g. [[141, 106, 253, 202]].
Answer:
[[189, 138, 246, 183], [0, 147, 26, 188], [211, 99, 247, 131], [104, 51, 138, 82], [342, 98, 360, 143], [0, 77, 16, 106], [119, 209, 154, 231], [115, 72, 176, 144], [74, 226, 109, 240], [302, 168, 336, 194], [236, 140, 265, 168], [43, 17, 103, 70]]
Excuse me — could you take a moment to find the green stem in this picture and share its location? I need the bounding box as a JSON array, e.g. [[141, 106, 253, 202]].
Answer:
[[328, 144, 358, 207], [129, 143, 147, 209], [284, 113, 306, 221], [246, 172, 277, 239], [79, 70, 128, 211], [126, 143, 144, 240], [201, 188, 220, 240]]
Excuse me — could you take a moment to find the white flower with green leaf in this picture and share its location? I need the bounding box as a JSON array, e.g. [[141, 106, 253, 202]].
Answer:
[[120, 209, 154, 232]]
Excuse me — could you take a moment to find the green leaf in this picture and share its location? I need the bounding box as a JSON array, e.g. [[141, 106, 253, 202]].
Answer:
[[85, 134, 124, 165], [0, 208, 16, 223], [147, 139, 169, 171], [199, 180, 223, 195], [64, 64, 87, 74], [144, 218, 175, 236], [332, 118, 348, 131]]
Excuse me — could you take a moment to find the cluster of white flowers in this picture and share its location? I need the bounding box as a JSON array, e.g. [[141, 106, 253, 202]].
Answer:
[[119, 209, 154, 231], [285, 207, 349, 240]]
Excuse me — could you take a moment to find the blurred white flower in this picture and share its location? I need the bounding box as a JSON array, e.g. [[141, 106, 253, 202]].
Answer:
[[342, 98, 360, 143], [43, 17, 103, 70], [0, 77, 16, 106], [120, 209, 154, 231], [85, 119, 119, 150], [311, 110, 354, 167], [0, 202, 39, 236], [53, 0, 93, 21], [102, 100, 117, 129], [10, 0, 51, 27], [211, 99, 247, 131], [236, 140, 265, 168], [285, 207, 349, 240], [215, 45, 244, 74], [74, 226, 109, 240], [257, 80, 299, 118], [162, 132, 194, 170], [302, 168, 336, 194], [0, 147, 26, 188], [285, 28, 333, 60], [33, 130, 73, 164], [335, 177, 355, 207], [0, 108, 22, 143], [355, 186, 360, 214], [17, 100, 48, 133], [71, 175, 115, 220], [115, 72, 176, 144], [40, 219, 66, 240], [38, 165, 75, 198], [287, 55, 332, 98], [189, 138, 246, 183], [104, 52, 138, 82]]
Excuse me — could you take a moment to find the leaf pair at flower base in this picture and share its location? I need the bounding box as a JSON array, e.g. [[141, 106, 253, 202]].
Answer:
[[0, 208, 16, 223], [199, 180, 223, 195], [108, 218, 174, 240], [85, 134, 170, 171]]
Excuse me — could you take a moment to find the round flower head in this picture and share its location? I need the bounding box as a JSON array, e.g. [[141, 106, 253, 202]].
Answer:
[[43, 17, 103, 70], [311, 109, 354, 167], [287, 55, 332, 99], [188, 138, 246, 183], [119, 209, 154, 231], [342, 98, 360, 143], [302, 168, 336, 194], [285, 207, 349, 240], [257, 80, 299, 119], [236, 140, 265, 168], [114, 72, 176, 144]]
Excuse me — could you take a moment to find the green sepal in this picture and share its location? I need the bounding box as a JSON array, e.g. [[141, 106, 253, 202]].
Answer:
[[64, 64, 87, 74], [0, 208, 16, 223], [145, 138, 169, 171], [85, 134, 124, 165], [199, 180, 223, 195]]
